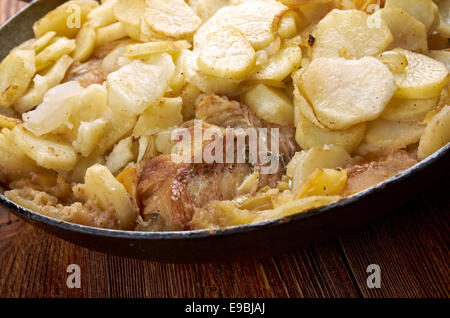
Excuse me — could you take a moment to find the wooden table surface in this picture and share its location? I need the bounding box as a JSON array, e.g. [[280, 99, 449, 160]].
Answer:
[[0, 0, 449, 298]]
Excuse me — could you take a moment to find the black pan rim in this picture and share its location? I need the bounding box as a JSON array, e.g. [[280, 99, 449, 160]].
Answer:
[[1, 0, 449, 242]]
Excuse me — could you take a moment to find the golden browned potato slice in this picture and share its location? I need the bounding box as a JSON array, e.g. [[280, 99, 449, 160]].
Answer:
[[133, 97, 183, 137], [372, 8, 428, 54], [0, 113, 21, 129], [0, 50, 36, 108], [35, 37, 76, 72], [312, 9, 393, 60], [11, 125, 78, 172], [125, 41, 191, 59], [428, 50, 450, 71], [418, 105, 450, 160], [390, 48, 449, 99], [295, 168, 348, 199], [83, 164, 138, 230], [385, 0, 439, 33], [113, 0, 145, 41], [73, 24, 96, 62], [95, 22, 128, 46], [105, 137, 135, 173], [242, 83, 294, 126], [300, 56, 397, 129], [73, 118, 108, 157], [362, 118, 425, 153], [106, 56, 175, 116], [380, 97, 440, 122], [33, 0, 99, 38], [198, 27, 256, 80], [144, 0, 202, 39], [295, 113, 367, 154]]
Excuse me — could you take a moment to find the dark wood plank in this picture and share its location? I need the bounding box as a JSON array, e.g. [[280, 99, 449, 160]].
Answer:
[[339, 175, 450, 298]]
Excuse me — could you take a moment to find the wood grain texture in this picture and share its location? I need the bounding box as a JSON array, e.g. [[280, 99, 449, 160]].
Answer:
[[0, 1, 449, 298]]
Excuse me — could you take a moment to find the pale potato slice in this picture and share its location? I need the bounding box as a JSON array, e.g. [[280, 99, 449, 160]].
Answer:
[[33, 0, 99, 38], [144, 0, 202, 39], [32, 31, 57, 53], [113, 0, 145, 41], [180, 83, 202, 120], [125, 41, 191, 59], [106, 57, 175, 116], [300, 57, 397, 129], [100, 41, 129, 75], [197, 27, 256, 80], [428, 50, 450, 70], [380, 97, 440, 122], [312, 9, 393, 60], [35, 37, 76, 72], [73, 118, 108, 157], [194, 0, 287, 51], [385, 0, 439, 33], [11, 125, 78, 172], [418, 105, 450, 160], [188, 0, 229, 22], [295, 168, 348, 199], [95, 22, 128, 46], [83, 164, 137, 230], [21, 64, 79, 115], [390, 49, 449, 99], [290, 145, 352, 193], [295, 114, 367, 154], [436, 0, 450, 37], [181, 50, 240, 95], [0, 113, 21, 129], [73, 24, 96, 62], [133, 97, 183, 137], [0, 128, 40, 180], [372, 8, 428, 54], [362, 118, 425, 153], [106, 137, 135, 173], [249, 45, 302, 82], [23, 81, 84, 137], [293, 84, 325, 129], [242, 83, 294, 126], [0, 50, 36, 108], [87, 0, 118, 28]]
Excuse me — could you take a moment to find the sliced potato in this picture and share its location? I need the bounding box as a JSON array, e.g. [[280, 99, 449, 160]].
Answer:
[[194, 0, 287, 51], [73, 118, 108, 157], [32, 31, 57, 53], [312, 9, 393, 60], [198, 27, 256, 80], [35, 37, 76, 72], [0, 128, 40, 180], [418, 105, 450, 160], [144, 0, 202, 39], [83, 164, 137, 229], [295, 114, 367, 154], [87, 0, 118, 28], [180, 83, 202, 120], [33, 0, 99, 38], [291, 145, 352, 192], [181, 50, 240, 95], [189, 0, 229, 22], [106, 137, 135, 173], [436, 0, 450, 37], [249, 45, 302, 82], [95, 22, 128, 46], [106, 57, 174, 116], [11, 125, 78, 171], [428, 50, 450, 71], [385, 0, 439, 33], [293, 84, 325, 129], [125, 41, 191, 59], [242, 83, 294, 126], [390, 48, 449, 99], [372, 8, 428, 54], [380, 97, 440, 122], [133, 97, 183, 137], [0, 50, 36, 108], [295, 168, 348, 199], [0, 113, 21, 129], [73, 24, 96, 62], [113, 0, 145, 41], [300, 56, 397, 129], [362, 118, 425, 153]]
